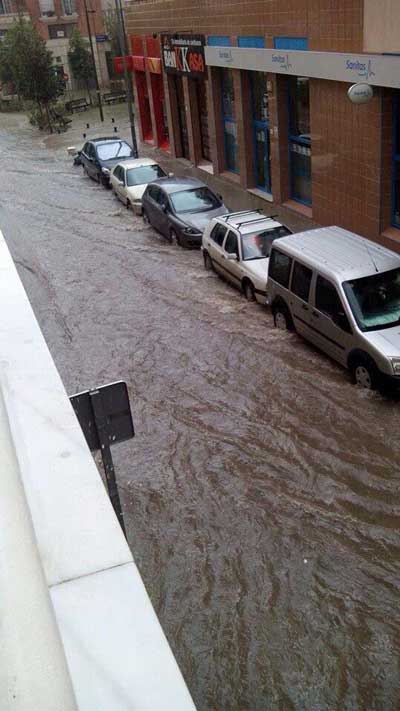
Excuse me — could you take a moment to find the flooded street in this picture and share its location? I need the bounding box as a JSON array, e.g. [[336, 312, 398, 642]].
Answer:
[[1, 111, 400, 710]]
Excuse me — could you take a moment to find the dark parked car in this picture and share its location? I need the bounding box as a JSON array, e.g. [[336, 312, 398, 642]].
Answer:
[[141, 177, 228, 247], [80, 137, 135, 187]]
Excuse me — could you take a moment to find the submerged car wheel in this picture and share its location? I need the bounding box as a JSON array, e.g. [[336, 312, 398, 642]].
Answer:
[[243, 280, 255, 302], [126, 199, 131, 210], [351, 356, 378, 390], [170, 229, 181, 246], [273, 302, 294, 331], [142, 210, 150, 225], [203, 251, 213, 271]]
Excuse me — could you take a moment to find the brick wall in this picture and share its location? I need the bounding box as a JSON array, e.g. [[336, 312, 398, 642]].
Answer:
[[311, 79, 381, 240], [125, 0, 364, 53]]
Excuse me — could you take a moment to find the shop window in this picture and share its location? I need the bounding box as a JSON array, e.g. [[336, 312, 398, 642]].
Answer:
[[274, 37, 308, 50], [221, 68, 238, 173], [238, 36, 265, 48], [250, 72, 271, 192], [288, 76, 311, 206], [207, 36, 231, 46], [392, 93, 400, 228], [39, 0, 55, 16]]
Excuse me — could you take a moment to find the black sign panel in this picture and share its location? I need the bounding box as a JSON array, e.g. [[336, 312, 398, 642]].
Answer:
[[70, 381, 134, 452], [161, 34, 206, 77]]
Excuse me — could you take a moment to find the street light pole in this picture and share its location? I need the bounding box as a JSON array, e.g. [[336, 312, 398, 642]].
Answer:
[[83, 0, 104, 123], [114, 0, 138, 156]]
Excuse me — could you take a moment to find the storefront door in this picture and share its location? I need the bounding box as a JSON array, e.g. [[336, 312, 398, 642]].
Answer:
[[174, 76, 190, 159], [196, 79, 211, 162], [288, 76, 312, 206], [250, 72, 271, 192], [221, 68, 239, 173]]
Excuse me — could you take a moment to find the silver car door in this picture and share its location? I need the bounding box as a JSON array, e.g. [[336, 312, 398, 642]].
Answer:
[[287, 261, 313, 338], [206, 223, 228, 273], [310, 275, 353, 365], [221, 230, 241, 288]]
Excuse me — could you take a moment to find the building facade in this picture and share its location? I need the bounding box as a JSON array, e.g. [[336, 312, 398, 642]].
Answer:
[[123, 0, 400, 253], [0, 0, 112, 91]]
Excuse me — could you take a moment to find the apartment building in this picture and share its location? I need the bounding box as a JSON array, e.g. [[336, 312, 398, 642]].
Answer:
[[0, 0, 112, 90]]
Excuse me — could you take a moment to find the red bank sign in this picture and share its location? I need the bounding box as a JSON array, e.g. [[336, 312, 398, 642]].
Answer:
[[161, 34, 206, 77]]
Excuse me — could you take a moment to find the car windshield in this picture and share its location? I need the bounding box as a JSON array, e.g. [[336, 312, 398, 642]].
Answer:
[[343, 267, 400, 331], [170, 187, 221, 214], [241, 226, 292, 260], [96, 141, 132, 160], [126, 164, 166, 186]]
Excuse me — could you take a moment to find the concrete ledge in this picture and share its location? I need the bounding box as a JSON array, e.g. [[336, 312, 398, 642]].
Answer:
[[0, 230, 196, 710]]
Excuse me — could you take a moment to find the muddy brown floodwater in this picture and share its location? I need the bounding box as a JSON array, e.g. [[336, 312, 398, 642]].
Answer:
[[1, 112, 400, 710]]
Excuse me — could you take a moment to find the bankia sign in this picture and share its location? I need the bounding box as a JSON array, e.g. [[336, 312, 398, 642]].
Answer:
[[161, 34, 206, 77]]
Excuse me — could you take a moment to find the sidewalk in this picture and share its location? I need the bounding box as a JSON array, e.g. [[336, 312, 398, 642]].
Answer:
[[45, 102, 316, 234]]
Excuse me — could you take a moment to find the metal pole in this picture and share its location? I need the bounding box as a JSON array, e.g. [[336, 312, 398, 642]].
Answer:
[[83, 0, 104, 123], [89, 390, 126, 538], [114, 0, 138, 156]]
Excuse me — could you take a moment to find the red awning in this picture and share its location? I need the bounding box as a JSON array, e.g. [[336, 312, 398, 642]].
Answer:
[[146, 57, 162, 74]]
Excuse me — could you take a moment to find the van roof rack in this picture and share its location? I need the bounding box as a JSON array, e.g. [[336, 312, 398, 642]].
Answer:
[[236, 214, 279, 228], [221, 209, 263, 222]]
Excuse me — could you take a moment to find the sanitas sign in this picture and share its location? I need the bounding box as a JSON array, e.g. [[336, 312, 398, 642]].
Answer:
[[161, 34, 205, 77], [205, 46, 400, 89], [347, 83, 373, 104]]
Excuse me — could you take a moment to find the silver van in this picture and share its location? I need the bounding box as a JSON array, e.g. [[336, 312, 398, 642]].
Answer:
[[266, 226, 400, 390]]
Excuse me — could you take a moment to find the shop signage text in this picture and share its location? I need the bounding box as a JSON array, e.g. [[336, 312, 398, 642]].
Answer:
[[205, 46, 400, 90], [161, 34, 206, 77]]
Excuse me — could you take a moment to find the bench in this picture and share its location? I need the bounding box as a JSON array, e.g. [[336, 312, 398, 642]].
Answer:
[[103, 91, 127, 105], [49, 108, 72, 132], [65, 97, 90, 113]]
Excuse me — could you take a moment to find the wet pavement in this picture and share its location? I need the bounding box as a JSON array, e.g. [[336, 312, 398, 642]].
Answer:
[[1, 109, 400, 711]]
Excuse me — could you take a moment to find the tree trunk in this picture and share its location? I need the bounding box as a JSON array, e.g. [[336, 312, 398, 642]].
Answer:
[[44, 102, 53, 134], [86, 79, 92, 106]]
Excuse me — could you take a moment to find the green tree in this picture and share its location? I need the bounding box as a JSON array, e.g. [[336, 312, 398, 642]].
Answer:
[[0, 19, 63, 124], [68, 28, 94, 101]]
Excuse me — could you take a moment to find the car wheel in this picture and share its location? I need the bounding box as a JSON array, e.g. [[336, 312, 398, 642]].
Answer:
[[351, 356, 379, 390], [170, 229, 181, 246], [203, 251, 213, 271], [126, 199, 131, 210], [142, 210, 150, 225], [243, 280, 255, 302], [100, 173, 109, 188], [273, 302, 294, 331]]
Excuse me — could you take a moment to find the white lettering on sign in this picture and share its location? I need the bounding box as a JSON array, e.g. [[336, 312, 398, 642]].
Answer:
[[181, 47, 190, 73], [163, 50, 176, 69]]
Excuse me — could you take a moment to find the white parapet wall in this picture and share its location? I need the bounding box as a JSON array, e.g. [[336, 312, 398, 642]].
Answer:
[[0, 231, 197, 711]]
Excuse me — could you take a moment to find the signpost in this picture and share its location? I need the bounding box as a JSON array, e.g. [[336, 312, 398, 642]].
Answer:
[[70, 381, 134, 537]]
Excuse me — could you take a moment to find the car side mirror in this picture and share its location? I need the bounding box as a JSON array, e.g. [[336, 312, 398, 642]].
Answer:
[[161, 203, 167, 212], [217, 194, 223, 201], [226, 252, 237, 261]]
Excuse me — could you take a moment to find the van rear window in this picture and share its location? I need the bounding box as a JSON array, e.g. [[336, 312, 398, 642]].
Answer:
[[269, 249, 292, 288]]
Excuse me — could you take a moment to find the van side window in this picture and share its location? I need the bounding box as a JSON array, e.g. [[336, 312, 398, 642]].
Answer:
[[269, 249, 292, 288], [315, 276, 343, 317], [224, 230, 239, 257], [291, 261, 312, 302], [316, 276, 352, 332], [210, 223, 227, 246]]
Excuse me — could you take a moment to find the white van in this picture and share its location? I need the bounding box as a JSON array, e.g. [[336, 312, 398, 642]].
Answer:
[[266, 226, 400, 390]]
